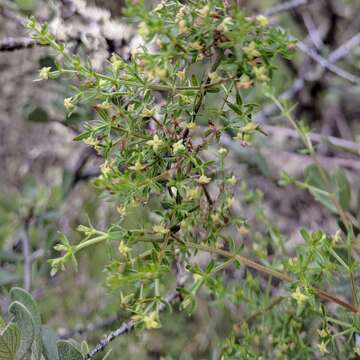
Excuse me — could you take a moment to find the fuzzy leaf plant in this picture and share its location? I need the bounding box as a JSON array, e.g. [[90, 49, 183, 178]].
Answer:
[[0, 287, 88, 359]]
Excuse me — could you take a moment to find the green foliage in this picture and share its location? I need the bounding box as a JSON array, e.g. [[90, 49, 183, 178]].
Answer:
[[1, 288, 84, 360], [8, 302, 35, 359], [41, 326, 59, 360], [57, 341, 83, 360], [0, 323, 20, 360], [0, 0, 357, 358], [10, 288, 42, 360]]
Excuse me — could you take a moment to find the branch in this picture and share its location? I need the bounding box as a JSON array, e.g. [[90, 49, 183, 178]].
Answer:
[[295, 40, 360, 85], [20, 228, 31, 291], [301, 11, 324, 50], [60, 313, 122, 339], [0, 37, 37, 52], [85, 290, 181, 359], [264, 125, 360, 154], [328, 32, 360, 63], [184, 241, 359, 314], [254, 31, 360, 123], [265, 0, 310, 17]]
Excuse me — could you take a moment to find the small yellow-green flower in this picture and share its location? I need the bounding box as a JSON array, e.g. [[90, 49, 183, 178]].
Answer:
[[83, 137, 99, 147], [138, 21, 150, 39], [243, 42, 260, 59], [317, 341, 328, 354], [198, 175, 211, 184], [100, 161, 113, 176], [177, 69, 186, 81], [227, 175, 237, 185], [291, 287, 308, 305], [198, 4, 210, 17], [256, 15, 269, 27], [39, 67, 51, 80], [142, 107, 155, 118], [129, 160, 145, 171], [96, 101, 112, 110], [110, 53, 123, 72], [178, 19, 188, 34], [186, 122, 197, 129], [143, 312, 160, 329], [253, 66, 269, 81], [225, 197, 235, 208], [216, 17, 233, 32], [354, 346, 360, 356], [175, 5, 188, 22], [218, 147, 228, 156], [317, 328, 328, 338], [173, 140, 185, 154], [190, 41, 202, 50], [118, 241, 129, 256], [153, 1, 165, 12], [208, 71, 221, 83], [155, 67, 168, 81], [116, 206, 127, 216], [64, 97, 75, 111], [236, 75, 253, 89], [146, 134, 164, 152], [241, 122, 261, 134], [185, 187, 201, 201], [332, 229, 342, 244], [153, 224, 169, 235]]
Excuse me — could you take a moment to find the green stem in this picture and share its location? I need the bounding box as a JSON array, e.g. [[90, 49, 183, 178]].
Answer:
[[75, 234, 109, 252], [181, 240, 359, 313]]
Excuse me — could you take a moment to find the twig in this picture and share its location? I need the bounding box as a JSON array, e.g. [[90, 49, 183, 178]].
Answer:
[[184, 241, 359, 313], [85, 290, 181, 359], [301, 12, 324, 50], [254, 79, 305, 123], [29, 249, 45, 263], [60, 314, 122, 339], [20, 228, 32, 291], [233, 296, 285, 333], [0, 37, 37, 52], [265, 0, 310, 17], [264, 126, 360, 154], [254, 31, 360, 123], [328, 32, 360, 63], [295, 40, 360, 85]]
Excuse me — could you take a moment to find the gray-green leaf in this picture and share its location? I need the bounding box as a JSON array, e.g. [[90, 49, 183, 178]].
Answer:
[[8, 302, 34, 360], [40, 327, 58, 360], [0, 323, 20, 360], [10, 288, 42, 360], [57, 341, 83, 360]]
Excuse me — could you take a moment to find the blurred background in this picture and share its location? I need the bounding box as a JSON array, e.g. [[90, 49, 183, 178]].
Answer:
[[0, 0, 360, 358]]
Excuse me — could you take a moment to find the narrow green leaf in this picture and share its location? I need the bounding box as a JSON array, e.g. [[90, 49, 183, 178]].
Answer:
[[73, 130, 92, 141], [334, 168, 351, 210], [305, 165, 336, 212], [225, 100, 243, 116]]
